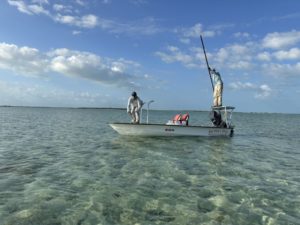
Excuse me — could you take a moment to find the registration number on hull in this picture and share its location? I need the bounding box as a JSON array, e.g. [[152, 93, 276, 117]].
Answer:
[[165, 128, 175, 132], [208, 129, 229, 136]]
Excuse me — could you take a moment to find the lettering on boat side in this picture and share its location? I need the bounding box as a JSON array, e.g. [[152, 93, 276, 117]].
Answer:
[[165, 128, 175, 132], [208, 129, 227, 135]]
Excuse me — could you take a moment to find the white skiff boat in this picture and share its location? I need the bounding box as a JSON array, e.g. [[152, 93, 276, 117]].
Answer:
[[110, 36, 236, 137], [110, 106, 235, 137]]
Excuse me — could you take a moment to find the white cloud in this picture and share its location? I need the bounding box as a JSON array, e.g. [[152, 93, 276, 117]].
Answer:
[[156, 42, 255, 70], [179, 38, 190, 44], [229, 82, 255, 90], [101, 17, 162, 35], [257, 51, 272, 61], [156, 33, 300, 77], [112, 58, 140, 71], [176, 23, 216, 44], [182, 23, 204, 38], [234, 32, 250, 38], [255, 84, 272, 99], [0, 42, 143, 88], [273, 48, 300, 61], [228, 61, 252, 69], [7, 0, 33, 15], [27, 4, 49, 15], [262, 30, 300, 49], [213, 43, 254, 69], [215, 48, 229, 64], [0, 43, 48, 76], [230, 44, 249, 55], [53, 4, 64, 11], [54, 14, 98, 29], [48, 49, 140, 87], [229, 82, 272, 99], [72, 30, 82, 35], [0, 80, 112, 107], [261, 62, 300, 77], [7, 0, 49, 15], [275, 12, 300, 20], [75, 0, 86, 6], [157, 29, 300, 76], [31, 0, 49, 5], [208, 23, 235, 32], [53, 4, 73, 13], [102, 0, 112, 4], [7, 1, 162, 35], [155, 46, 194, 67]]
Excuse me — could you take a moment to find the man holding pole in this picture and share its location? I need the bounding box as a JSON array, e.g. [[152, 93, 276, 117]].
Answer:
[[200, 35, 223, 107], [209, 68, 223, 107]]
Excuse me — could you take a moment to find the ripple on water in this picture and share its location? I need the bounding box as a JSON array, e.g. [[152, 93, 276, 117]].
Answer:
[[0, 108, 300, 224]]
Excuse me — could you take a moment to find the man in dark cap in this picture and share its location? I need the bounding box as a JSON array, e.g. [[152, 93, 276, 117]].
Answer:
[[127, 91, 143, 123]]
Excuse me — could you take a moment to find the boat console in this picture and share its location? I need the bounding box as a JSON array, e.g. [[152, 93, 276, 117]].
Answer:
[[211, 106, 235, 128]]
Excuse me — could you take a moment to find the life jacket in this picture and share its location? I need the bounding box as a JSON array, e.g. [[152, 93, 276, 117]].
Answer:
[[181, 113, 189, 121], [173, 114, 181, 122], [171, 113, 189, 126]]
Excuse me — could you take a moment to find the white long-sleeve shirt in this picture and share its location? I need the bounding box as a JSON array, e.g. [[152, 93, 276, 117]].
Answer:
[[211, 70, 223, 86], [127, 96, 142, 112]]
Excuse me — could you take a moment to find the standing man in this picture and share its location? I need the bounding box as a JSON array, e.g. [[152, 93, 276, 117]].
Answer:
[[210, 68, 223, 107], [127, 91, 143, 124]]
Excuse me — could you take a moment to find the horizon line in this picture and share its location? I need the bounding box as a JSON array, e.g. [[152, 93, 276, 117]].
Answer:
[[1, 105, 298, 115]]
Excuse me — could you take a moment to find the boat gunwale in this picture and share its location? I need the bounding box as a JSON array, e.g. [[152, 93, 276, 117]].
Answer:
[[109, 122, 233, 129]]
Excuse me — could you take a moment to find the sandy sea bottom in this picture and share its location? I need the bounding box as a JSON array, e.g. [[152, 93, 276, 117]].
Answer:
[[0, 107, 299, 225]]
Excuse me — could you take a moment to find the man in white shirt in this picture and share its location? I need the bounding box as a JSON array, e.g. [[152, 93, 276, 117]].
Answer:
[[127, 91, 143, 124], [210, 68, 223, 107]]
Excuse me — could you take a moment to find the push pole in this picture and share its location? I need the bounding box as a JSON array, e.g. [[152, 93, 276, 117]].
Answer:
[[200, 35, 214, 91]]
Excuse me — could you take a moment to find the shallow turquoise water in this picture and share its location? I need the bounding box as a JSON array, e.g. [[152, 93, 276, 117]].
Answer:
[[0, 107, 299, 225]]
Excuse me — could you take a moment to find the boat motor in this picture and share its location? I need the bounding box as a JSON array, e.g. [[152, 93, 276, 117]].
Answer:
[[210, 110, 223, 127]]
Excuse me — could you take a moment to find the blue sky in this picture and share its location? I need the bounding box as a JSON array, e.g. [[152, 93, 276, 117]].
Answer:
[[0, 0, 300, 113]]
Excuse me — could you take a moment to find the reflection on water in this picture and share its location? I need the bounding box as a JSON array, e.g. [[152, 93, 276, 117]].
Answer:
[[0, 107, 299, 224]]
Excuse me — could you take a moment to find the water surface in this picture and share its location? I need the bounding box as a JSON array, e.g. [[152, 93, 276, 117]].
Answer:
[[0, 107, 299, 224]]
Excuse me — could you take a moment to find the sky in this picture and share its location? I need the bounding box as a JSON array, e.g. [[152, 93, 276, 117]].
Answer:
[[0, 0, 300, 113]]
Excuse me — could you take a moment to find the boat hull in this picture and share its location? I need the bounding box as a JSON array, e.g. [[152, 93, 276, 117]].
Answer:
[[109, 123, 233, 137]]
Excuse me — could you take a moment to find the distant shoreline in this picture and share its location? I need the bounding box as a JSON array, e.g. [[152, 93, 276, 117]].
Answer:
[[0, 105, 208, 112], [0, 105, 125, 110], [1, 105, 298, 114]]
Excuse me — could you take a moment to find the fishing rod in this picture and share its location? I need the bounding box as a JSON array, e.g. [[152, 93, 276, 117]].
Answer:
[[200, 35, 214, 91]]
